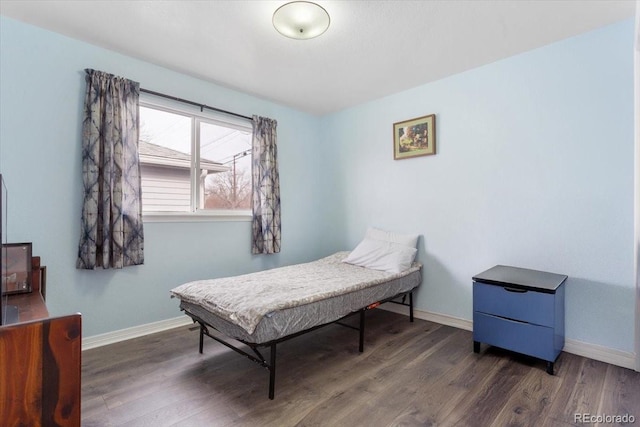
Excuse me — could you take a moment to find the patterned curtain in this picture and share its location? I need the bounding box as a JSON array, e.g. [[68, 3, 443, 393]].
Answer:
[[76, 69, 144, 269], [251, 116, 281, 254]]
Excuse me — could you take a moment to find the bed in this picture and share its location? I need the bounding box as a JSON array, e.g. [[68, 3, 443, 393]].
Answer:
[[170, 231, 422, 399]]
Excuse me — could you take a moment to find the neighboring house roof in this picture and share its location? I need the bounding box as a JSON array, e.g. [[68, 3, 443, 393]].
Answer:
[[139, 140, 229, 173]]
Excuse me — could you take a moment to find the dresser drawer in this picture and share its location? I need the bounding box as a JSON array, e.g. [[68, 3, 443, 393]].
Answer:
[[473, 312, 559, 362], [473, 281, 555, 327]]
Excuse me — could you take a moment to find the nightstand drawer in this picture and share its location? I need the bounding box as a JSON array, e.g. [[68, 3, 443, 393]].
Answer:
[[473, 281, 555, 327], [473, 312, 558, 362]]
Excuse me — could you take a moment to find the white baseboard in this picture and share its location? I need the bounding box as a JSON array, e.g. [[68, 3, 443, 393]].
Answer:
[[84, 306, 637, 371], [564, 338, 637, 370], [380, 304, 638, 371], [82, 315, 192, 351], [381, 303, 473, 331]]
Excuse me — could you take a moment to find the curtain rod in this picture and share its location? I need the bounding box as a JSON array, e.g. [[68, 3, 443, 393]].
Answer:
[[140, 88, 252, 121]]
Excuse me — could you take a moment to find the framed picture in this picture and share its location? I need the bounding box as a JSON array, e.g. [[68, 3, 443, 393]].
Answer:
[[393, 114, 436, 160], [1, 243, 32, 295]]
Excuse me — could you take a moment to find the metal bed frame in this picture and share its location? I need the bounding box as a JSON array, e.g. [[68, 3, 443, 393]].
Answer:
[[183, 290, 415, 399]]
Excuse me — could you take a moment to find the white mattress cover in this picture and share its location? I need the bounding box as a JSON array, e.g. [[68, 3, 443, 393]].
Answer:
[[179, 266, 421, 344], [171, 252, 421, 336]]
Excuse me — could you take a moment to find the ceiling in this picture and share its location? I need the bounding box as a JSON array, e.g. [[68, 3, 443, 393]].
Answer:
[[0, 0, 635, 115]]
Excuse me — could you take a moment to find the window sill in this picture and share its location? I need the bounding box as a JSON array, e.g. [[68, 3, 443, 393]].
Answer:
[[143, 210, 252, 223]]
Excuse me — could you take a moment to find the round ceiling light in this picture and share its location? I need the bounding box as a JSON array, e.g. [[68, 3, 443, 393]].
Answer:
[[272, 1, 330, 40]]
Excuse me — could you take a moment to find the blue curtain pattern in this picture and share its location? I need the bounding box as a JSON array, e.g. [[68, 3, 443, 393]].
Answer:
[[76, 69, 144, 269], [251, 116, 281, 254]]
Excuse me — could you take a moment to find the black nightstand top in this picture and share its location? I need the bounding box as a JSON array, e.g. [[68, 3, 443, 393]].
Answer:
[[473, 265, 567, 293]]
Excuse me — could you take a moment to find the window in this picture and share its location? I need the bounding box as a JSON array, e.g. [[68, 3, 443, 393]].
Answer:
[[139, 99, 252, 220]]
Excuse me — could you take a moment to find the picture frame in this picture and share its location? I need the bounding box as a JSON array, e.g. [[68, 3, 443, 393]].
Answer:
[[393, 114, 436, 160], [1, 243, 32, 295]]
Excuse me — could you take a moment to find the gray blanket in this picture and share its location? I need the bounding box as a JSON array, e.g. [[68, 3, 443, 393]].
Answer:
[[170, 252, 421, 334]]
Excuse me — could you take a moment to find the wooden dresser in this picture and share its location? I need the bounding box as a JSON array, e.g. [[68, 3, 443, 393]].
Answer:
[[0, 257, 82, 426]]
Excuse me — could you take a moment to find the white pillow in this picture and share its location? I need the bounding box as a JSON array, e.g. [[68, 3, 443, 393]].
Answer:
[[343, 238, 417, 274], [365, 227, 419, 248]]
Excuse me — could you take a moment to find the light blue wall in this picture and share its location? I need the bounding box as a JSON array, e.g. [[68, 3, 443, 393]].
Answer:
[[0, 16, 635, 354], [321, 19, 636, 353], [0, 16, 339, 337]]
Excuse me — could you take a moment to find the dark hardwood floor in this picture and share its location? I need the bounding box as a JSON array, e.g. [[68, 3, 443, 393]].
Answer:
[[81, 310, 640, 426]]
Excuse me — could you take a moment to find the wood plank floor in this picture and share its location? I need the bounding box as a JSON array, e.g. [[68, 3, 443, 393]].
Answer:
[[81, 310, 640, 426]]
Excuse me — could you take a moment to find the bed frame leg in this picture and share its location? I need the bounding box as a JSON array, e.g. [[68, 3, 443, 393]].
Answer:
[[199, 324, 204, 354], [269, 343, 276, 400], [359, 310, 365, 353], [409, 292, 414, 322]]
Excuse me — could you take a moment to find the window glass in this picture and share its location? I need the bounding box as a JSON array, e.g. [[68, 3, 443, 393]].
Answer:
[[139, 102, 252, 216], [199, 121, 252, 210]]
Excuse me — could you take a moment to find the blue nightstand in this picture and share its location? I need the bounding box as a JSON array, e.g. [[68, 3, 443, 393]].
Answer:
[[472, 265, 567, 374]]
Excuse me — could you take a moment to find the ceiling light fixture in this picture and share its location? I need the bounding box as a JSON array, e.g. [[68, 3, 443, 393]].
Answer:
[[272, 1, 330, 40]]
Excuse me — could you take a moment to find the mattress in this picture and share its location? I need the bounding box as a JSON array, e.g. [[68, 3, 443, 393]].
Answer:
[[172, 252, 422, 344]]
